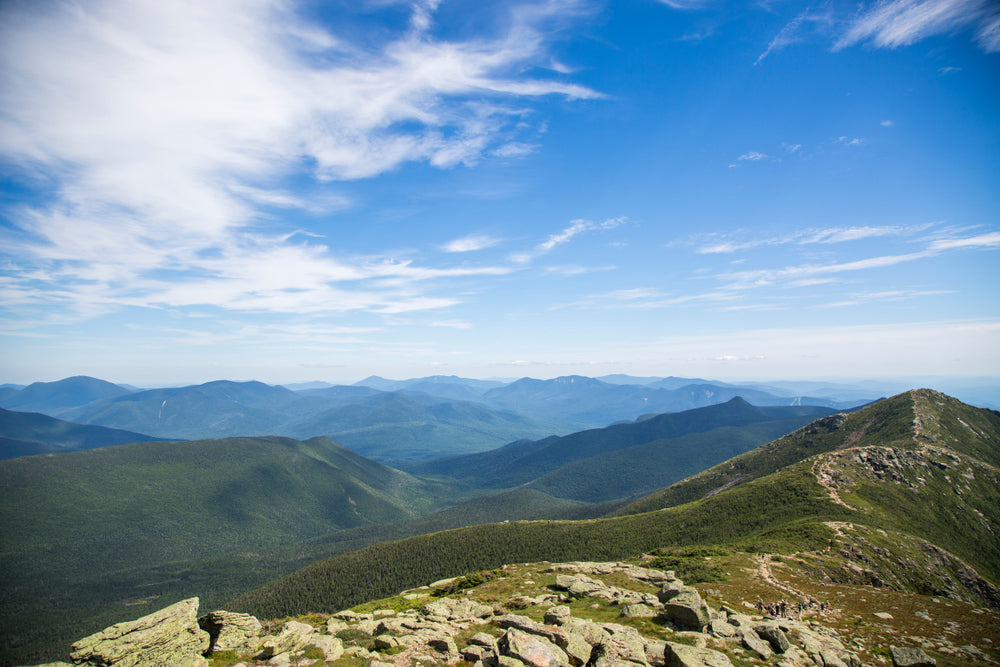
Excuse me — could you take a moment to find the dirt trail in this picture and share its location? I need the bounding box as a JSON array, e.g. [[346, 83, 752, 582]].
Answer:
[[755, 554, 814, 603], [812, 454, 857, 511]]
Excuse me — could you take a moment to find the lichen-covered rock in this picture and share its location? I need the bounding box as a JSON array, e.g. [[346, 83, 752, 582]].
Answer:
[[708, 619, 736, 638], [259, 619, 316, 659], [739, 627, 773, 660], [70, 597, 209, 667], [754, 623, 790, 653], [198, 610, 263, 653], [664, 641, 733, 667], [421, 596, 495, 621], [663, 588, 710, 630], [620, 603, 656, 618], [500, 628, 569, 667], [544, 605, 572, 626]]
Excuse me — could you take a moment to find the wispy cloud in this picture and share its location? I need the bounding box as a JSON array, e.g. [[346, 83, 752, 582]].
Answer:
[[510, 217, 628, 264], [755, 9, 831, 65], [695, 224, 930, 254], [0, 0, 598, 321], [834, 0, 1000, 53], [719, 230, 999, 289]]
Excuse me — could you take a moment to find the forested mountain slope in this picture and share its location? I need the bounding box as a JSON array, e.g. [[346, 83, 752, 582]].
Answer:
[[233, 390, 1000, 625], [0, 407, 163, 459], [406, 398, 833, 494]]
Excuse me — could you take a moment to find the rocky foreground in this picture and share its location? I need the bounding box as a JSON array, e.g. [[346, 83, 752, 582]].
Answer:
[[28, 561, 954, 667]]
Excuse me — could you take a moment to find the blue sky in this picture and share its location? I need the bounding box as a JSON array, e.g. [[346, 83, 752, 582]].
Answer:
[[1, 0, 998, 386]]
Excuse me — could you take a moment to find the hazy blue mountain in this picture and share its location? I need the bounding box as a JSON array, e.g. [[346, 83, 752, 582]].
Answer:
[[293, 384, 386, 404], [61, 380, 306, 440], [642, 376, 718, 389], [479, 375, 855, 428], [287, 391, 567, 462], [0, 376, 134, 417], [594, 374, 664, 385], [0, 407, 165, 460], [354, 375, 507, 399], [54, 379, 565, 462]]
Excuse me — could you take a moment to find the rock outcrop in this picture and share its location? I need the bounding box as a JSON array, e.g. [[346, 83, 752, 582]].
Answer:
[[69, 597, 209, 667]]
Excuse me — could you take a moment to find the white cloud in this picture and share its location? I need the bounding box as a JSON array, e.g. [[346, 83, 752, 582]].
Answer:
[[834, 0, 1000, 53], [492, 142, 541, 158], [881, 120, 894, 127], [0, 0, 598, 320], [656, 0, 710, 9], [442, 234, 502, 253], [738, 151, 768, 161]]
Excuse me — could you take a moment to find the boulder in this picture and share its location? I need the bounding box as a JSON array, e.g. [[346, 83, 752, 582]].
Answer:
[[663, 588, 710, 630], [259, 620, 315, 659], [427, 636, 460, 661], [594, 623, 648, 664], [70, 597, 209, 667], [198, 610, 263, 653], [499, 628, 569, 667], [306, 634, 343, 661], [754, 623, 790, 653], [664, 641, 733, 667], [739, 628, 773, 660], [708, 619, 736, 638], [422, 596, 495, 621], [891, 646, 937, 667], [544, 605, 572, 626]]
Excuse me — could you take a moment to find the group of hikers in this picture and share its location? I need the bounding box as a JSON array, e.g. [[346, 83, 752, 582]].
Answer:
[[755, 598, 827, 618]]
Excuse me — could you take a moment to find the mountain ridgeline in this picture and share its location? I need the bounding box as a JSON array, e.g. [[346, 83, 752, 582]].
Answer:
[[0, 374, 874, 463], [404, 398, 835, 502]]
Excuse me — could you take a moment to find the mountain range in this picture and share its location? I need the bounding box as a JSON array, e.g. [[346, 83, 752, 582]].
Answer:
[[0, 374, 879, 463], [2, 386, 999, 666]]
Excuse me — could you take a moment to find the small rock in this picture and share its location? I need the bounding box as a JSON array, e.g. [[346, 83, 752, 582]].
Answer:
[[890, 645, 937, 667], [500, 628, 569, 667], [664, 641, 734, 667], [619, 603, 656, 618], [874, 612, 894, 620], [544, 605, 572, 625]]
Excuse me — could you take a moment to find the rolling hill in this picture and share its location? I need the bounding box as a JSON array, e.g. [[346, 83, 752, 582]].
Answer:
[[0, 407, 164, 459]]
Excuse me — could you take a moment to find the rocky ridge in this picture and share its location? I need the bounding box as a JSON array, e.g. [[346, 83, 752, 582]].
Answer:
[[25, 560, 970, 667]]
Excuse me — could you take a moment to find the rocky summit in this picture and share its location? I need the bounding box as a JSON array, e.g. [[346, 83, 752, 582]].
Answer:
[[23, 559, 998, 667]]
